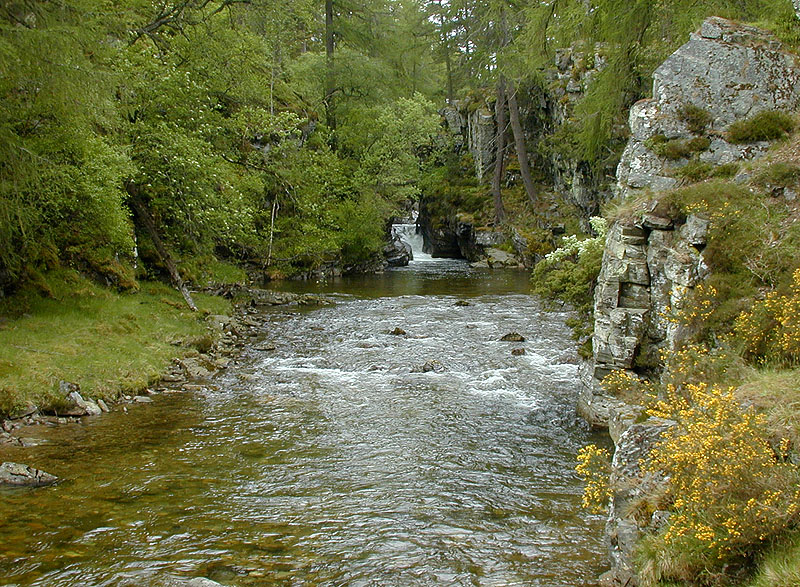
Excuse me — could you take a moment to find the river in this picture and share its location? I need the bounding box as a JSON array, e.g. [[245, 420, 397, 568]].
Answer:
[[0, 230, 609, 586]]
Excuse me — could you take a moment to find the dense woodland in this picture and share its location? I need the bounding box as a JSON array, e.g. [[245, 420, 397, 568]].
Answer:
[[2, 0, 797, 294]]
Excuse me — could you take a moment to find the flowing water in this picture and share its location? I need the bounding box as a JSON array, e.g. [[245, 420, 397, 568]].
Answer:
[[0, 233, 610, 586]]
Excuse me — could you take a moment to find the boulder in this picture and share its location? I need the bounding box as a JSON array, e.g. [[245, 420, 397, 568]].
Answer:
[[383, 234, 412, 267], [500, 332, 525, 342], [60, 388, 102, 417], [485, 248, 520, 268], [0, 462, 57, 486], [616, 17, 800, 199]]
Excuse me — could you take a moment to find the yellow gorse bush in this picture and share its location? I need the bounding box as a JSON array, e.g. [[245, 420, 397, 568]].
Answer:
[[646, 381, 800, 565], [735, 267, 800, 366], [576, 444, 612, 513]]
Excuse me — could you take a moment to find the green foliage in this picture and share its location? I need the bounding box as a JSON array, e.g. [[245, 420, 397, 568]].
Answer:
[[0, 1, 135, 290], [727, 110, 796, 144], [664, 180, 800, 292], [531, 217, 607, 342]]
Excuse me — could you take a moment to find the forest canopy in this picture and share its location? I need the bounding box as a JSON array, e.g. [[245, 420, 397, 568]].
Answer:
[[1, 0, 796, 292]]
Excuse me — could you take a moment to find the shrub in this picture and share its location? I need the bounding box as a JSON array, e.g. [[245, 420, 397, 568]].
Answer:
[[531, 217, 607, 342], [674, 159, 714, 182], [679, 103, 713, 134], [645, 135, 710, 160], [640, 381, 800, 584], [576, 444, 612, 513], [734, 267, 800, 367], [727, 110, 795, 144]]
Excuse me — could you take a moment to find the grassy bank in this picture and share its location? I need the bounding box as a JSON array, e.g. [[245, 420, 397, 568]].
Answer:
[[0, 269, 230, 418]]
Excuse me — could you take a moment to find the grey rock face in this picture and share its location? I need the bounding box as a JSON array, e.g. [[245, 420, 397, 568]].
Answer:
[[468, 108, 496, 179], [0, 462, 58, 486], [617, 17, 800, 199], [383, 234, 413, 267], [606, 419, 673, 586]]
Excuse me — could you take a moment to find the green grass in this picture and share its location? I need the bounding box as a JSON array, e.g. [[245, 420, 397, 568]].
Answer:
[[746, 530, 800, 587], [736, 368, 800, 448], [0, 270, 231, 416]]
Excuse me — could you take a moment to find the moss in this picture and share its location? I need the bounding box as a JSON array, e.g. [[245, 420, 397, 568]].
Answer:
[[679, 103, 713, 134], [727, 110, 795, 144], [645, 135, 711, 160]]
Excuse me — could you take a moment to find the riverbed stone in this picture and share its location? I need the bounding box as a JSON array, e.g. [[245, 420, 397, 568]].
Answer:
[[500, 332, 525, 342], [179, 357, 215, 380], [0, 462, 58, 486], [61, 390, 102, 417]]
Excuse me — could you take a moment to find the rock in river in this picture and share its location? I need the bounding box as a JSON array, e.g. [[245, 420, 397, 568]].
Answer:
[[0, 462, 58, 487], [500, 332, 526, 342]]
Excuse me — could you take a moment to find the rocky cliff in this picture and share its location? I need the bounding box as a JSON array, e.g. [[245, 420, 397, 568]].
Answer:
[[617, 17, 800, 199], [579, 17, 800, 586], [422, 48, 612, 266]]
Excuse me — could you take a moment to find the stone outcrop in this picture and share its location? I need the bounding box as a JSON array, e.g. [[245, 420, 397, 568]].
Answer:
[[416, 201, 529, 265], [383, 233, 412, 267], [602, 419, 673, 587], [580, 17, 800, 586], [617, 17, 800, 199]]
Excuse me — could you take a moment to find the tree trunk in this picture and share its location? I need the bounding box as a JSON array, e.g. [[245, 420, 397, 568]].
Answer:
[[126, 184, 197, 312], [325, 0, 336, 136], [506, 78, 537, 208], [492, 77, 508, 225]]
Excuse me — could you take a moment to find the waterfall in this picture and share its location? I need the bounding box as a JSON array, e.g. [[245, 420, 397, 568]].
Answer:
[[392, 223, 433, 262]]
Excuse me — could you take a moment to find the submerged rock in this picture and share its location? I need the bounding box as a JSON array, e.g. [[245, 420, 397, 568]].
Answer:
[[413, 360, 446, 373], [0, 462, 57, 486]]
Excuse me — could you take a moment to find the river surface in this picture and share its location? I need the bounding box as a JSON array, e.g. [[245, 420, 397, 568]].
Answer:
[[0, 245, 609, 586]]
